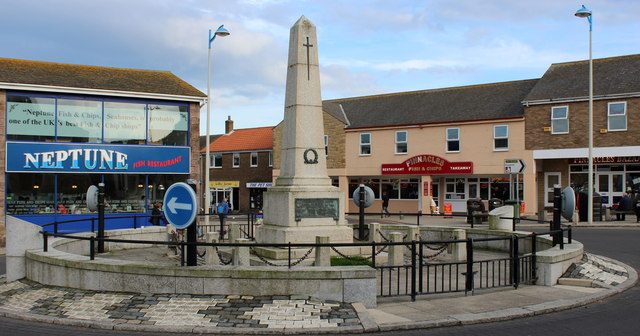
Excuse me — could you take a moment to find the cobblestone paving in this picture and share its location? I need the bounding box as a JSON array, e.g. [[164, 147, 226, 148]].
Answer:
[[562, 253, 628, 287], [0, 280, 361, 330]]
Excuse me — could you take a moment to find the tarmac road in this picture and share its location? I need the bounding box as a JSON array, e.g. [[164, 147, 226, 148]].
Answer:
[[0, 227, 638, 336]]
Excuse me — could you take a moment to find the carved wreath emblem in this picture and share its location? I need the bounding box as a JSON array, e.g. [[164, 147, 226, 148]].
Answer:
[[303, 148, 318, 164]]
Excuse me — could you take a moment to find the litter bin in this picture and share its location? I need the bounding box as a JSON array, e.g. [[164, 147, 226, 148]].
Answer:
[[488, 198, 503, 211], [466, 198, 485, 224], [578, 191, 603, 222]]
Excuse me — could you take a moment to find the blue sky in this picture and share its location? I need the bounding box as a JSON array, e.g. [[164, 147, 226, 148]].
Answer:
[[1, 0, 639, 135]]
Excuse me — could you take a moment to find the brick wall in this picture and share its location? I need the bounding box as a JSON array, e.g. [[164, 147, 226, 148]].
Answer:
[[0, 90, 5, 247], [208, 151, 273, 212], [525, 97, 640, 150], [189, 102, 201, 202], [273, 111, 346, 169]]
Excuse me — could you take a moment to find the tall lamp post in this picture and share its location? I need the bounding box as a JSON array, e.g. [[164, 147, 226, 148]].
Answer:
[[575, 5, 593, 224], [205, 25, 230, 223]]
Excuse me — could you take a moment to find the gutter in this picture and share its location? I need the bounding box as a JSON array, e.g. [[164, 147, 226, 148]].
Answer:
[[0, 82, 207, 103], [523, 92, 640, 106]]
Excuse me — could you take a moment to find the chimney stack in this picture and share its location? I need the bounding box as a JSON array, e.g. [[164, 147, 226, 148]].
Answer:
[[225, 116, 234, 134]]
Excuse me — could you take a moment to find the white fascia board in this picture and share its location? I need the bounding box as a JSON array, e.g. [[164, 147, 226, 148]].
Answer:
[[523, 92, 640, 106], [0, 82, 206, 103], [533, 146, 640, 159]]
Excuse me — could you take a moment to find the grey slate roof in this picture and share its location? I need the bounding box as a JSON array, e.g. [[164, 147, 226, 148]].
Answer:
[[0, 58, 206, 98], [325, 79, 538, 129], [322, 101, 349, 125], [524, 54, 640, 103]]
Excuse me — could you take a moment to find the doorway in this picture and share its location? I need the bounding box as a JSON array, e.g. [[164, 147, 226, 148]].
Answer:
[[596, 172, 624, 206]]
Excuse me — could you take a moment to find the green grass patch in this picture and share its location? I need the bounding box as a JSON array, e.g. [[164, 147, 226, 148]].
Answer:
[[330, 256, 373, 267]]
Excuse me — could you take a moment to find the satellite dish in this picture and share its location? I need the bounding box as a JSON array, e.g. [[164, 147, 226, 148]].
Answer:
[[87, 185, 99, 212], [352, 185, 375, 208], [561, 186, 576, 221]]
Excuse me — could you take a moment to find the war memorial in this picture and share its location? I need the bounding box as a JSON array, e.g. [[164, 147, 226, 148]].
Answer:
[[0, 16, 636, 334]]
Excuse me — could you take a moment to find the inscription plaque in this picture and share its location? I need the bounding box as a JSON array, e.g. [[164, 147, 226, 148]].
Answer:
[[295, 198, 339, 220]]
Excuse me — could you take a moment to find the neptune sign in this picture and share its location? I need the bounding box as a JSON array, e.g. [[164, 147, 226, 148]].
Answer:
[[6, 142, 189, 174]]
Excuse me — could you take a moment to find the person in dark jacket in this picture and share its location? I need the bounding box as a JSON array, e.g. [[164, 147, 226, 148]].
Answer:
[[616, 193, 632, 221], [634, 191, 640, 223], [216, 198, 230, 240], [149, 202, 163, 225], [381, 192, 390, 217]]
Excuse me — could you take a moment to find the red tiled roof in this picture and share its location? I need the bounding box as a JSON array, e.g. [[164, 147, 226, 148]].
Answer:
[[202, 126, 274, 152]]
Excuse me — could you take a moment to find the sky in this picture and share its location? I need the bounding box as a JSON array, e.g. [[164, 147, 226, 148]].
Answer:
[[1, 0, 639, 135]]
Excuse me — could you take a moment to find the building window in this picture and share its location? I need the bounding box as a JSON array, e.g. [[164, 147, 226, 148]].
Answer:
[[250, 152, 258, 167], [494, 125, 508, 151], [324, 135, 329, 156], [57, 99, 102, 143], [103, 102, 146, 144], [446, 128, 460, 152], [147, 104, 188, 146], [360, 133, 371, 155], [395, 131, 408, 154], [268, 151, 273, 167], [608, 102, 627, 131], [551, 106, 569, 134], [6, 95, 56, 142], [233, 153, 240, 168], [212, 154, 222, 168]]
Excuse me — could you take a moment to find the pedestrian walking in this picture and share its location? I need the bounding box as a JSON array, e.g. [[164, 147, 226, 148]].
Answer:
[[382, 191, 390, 217], [634, 190, 640, 223], [216, 198, 230, 240], [149, 202, 163, 225]]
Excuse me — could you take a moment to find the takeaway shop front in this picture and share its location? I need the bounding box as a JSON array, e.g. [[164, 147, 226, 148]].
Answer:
[[348, 154, 523, 214], [4, 92, 193, 232]]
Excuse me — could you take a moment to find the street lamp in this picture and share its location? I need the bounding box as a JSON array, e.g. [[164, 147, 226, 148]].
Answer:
[[575, 5, 593, 224], [205, 25, 230, 223]]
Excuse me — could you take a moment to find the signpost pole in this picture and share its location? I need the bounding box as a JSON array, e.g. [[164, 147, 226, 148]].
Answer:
[[186, 180, 198, 266], [552, 186, 561, 246], [359, 184, 365, 241], [97, 182, 105, 253]]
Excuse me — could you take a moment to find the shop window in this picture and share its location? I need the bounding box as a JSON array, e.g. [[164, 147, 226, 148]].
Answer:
[[608, 102, 627, 131], [6, 173, 55, 215], [348, 179, 360, 197], [400, 179, 419, 199], [148, 175, 181, 211], [551, 106, 569, 134], [381, 179, 399, 199], [331, 177, 340, 188], [103, 174, 146, 213], [6, 95, 56, 141], [444, 178, 465, 200], [360, 133, 371, 155], [324, 135, 329, 156], [233, 153, 240, 168], [250, 152, 258, 167], [493, 125, 508, 151], [361, 178, 381, 199], [395, 131, 408, 154], [148, 104, 188, 146], [57, 99, 103, 143], [57, 174, 101, 214], [103, 102, 146, 144], [446, 128, 460, 152], [212, 154, 222, 168]]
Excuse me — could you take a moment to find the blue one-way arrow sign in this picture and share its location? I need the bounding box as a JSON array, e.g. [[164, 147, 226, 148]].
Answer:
[[163, 182, 197, 229]]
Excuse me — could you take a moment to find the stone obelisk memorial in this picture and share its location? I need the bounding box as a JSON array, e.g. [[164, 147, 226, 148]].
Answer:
[[256, 16, 353, 246]]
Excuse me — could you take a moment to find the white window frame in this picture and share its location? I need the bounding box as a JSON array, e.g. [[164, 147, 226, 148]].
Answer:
[[250, 152, 258, 167], [551, 106, 569, 134], [446, 128, 460, 153], [544, 172, 561, 206], [232, 152, 240, 168], [268, 151, 273, 167], [212, 153, 222, 168], [395, 130, 408, 154], [607, 101, 627, 132], [359, 133, 371, 156], [324, 135, 329, 156], [493, 125, 509, 151]]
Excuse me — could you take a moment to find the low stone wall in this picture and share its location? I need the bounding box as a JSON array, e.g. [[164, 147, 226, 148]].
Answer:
[[26, 227, 377, 307]]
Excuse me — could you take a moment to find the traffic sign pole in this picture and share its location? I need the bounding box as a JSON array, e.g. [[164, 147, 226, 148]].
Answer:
[[97, 182, 105, 253], [186, 180, 198, 266]]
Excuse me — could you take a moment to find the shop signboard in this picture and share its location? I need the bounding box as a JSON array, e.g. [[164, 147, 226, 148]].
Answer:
[[381, 154, 473, 175], [209, 181, 240, 188], [5, 141, 190, 174], [246, 182, 273, 188]]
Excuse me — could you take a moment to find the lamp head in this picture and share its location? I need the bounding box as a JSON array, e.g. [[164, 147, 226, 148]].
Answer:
[[575, 5, 592, 18], [215, 25, 230, 37]]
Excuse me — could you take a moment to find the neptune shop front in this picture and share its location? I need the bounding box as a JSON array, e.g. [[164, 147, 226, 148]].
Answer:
[[4, 91, 197, 232]]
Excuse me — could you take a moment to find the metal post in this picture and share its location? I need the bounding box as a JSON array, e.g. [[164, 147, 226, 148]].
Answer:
[[559, 229, 564, 250], [417, 211, 421, 225], [91, 218, 95, 232], [568, 225, 572, 244], [186, 180, 198, 266], [418, 242, 424, 293], [133, 215, 137, 229], [411, 241, 417, 302], [371, 242, 376, 268], [43, 231, 48, 252], [54, 221, 58, 234], [90, 236, 95, 260], [465, 238, 474, 294], [513, 236, 520, 289], [359, 184, 365, 241], [552, 186, 561, 246], [587, 19, 594, 225], [531, 233, 537, 284], [180, 243, 185, 266], [97, 182, 105, 253]]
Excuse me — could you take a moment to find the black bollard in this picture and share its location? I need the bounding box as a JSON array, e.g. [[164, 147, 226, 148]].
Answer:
[[97, 182, 105, 253], [359, 184, 365, 240], [186, 180, 198, 266]]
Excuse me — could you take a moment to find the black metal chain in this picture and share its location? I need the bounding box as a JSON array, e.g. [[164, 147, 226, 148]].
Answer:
[[214, 246, 233, 265], [330, 245, 387, 261], [290, 247, 315, 267], [249, 247, 280, 266]]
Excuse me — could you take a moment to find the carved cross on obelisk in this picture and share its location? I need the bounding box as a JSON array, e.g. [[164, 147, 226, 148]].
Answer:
[[303, 36, 313, 80]]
